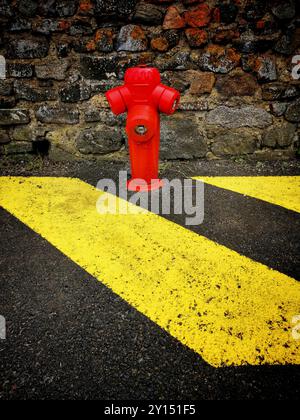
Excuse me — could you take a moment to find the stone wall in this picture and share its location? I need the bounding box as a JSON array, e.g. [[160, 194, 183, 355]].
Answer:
[[0, 0, 300, 162]]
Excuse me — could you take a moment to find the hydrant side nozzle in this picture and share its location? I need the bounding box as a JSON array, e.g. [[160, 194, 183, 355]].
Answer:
[[157, 85, 180, 115], [152, 84, 166, 109], [105, 86, 131, 116]]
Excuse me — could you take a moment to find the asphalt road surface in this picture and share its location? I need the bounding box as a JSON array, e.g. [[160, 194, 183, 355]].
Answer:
[[0, 159, 299, 400]]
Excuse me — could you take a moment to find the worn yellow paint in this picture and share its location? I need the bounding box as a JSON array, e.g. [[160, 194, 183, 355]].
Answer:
[[0, 176, 300, 367], [193, 176, 300, 214]]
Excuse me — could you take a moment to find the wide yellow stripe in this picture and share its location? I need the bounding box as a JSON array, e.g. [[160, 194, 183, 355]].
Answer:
[[193, 176, 300, 213], [0, 177, 300, 367]]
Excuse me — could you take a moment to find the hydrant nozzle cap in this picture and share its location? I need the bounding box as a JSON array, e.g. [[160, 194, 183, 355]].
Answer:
[[158, 87, 180, 115], [105, 86, 131, 116]]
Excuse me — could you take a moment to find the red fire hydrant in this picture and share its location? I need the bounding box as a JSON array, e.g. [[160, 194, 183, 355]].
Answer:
[[105, 66, 180, 191]]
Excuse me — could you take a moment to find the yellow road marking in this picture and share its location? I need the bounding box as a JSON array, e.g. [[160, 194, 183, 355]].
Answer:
[[0, 177, 300, 367], [193, 176, 300, 214]]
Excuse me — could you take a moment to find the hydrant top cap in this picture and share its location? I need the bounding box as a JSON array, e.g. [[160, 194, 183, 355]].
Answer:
[[124, 67, 161, 86]]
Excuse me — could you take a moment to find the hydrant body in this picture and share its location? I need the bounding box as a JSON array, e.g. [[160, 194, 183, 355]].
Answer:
[[105, 66, 180, 191]]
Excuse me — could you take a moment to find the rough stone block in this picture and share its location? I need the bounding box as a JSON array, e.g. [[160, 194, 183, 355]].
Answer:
[[211, 133, 258, 157], [0, 80, 13, 96], [80, 55, 119, 80], [151, 37, 169, 53], [84, 109, 125, 126], [185, 29, 208, 48], [35, 59, 69, 80], [8, 63, 34, 78], [95, 0, 137, 17], [94, 29, 114, 53], [155, 49, 191, 72], [207, 126, 259, 156], [163, 6, 185, 30], [60, 82, 91, 103], [14, 81, 57, 102], [185, 70, 215, 95], [17, 0, 38, 17], [0, 109, 30, 126], [207, 106, 272, 129], [262, 123, 296, 148], [117, 25, 148, 52], [10, 124, 46, 142], [160, 113, 208, 159], [76, 126, 123, 154], [6, 37, 50, 59], [0, 97, 16, 109], [272, 1, 295, 20], [5, 141, 33, 154], [0, 0, 13, 17], [0, 128, 10, 144], [184, 4, 211, 28], [7, 18, 32, 32], [262, 83, 300, 101], [133, 3, 163, 25], [36, 106, 80, 124], [192, 46, 241, 74], [216, 74, 258, 97], [56, 0, 78, 17], [285, 99, 300, 122]]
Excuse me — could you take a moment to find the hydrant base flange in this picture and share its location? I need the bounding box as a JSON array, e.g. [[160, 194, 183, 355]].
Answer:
[[127, 179, 164, 192]]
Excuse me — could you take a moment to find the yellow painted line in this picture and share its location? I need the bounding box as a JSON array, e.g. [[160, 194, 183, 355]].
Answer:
[[0, 177, 300, 368], [193, 176, 300, 214]]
